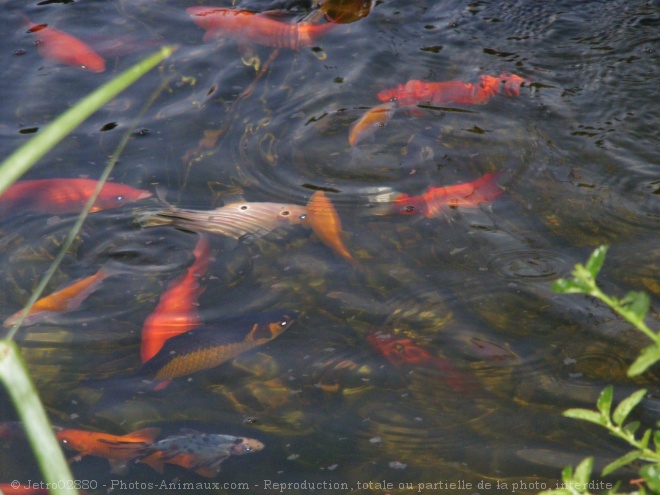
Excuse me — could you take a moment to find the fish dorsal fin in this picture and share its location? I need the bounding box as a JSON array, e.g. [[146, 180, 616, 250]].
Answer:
[[179, 428, 202, 436], [124, 427, 161, 442]]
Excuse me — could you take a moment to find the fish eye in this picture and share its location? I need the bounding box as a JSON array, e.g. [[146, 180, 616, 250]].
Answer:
[[240, 205, 249, 210], [280, 320, 288, 326], [115, 195, 124, 203], [300, 214, 307, 220], [402, 205, 415, 213], [281, 210, 290, 216]]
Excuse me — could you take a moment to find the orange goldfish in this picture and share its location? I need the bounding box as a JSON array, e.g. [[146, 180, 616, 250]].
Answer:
[[187, 7, 335, 50], [3, 265, 120, 328], [0, 178, 152, 216], [377, 72, 529, 107], [367, 331, 476, 393], [391, 171, 503, 218], [304, 191, 357, 265], [140, 234, 212, 363], [348, 102, 395, 147], [56, 426, 160, 473], [0, 484, 50, 495], [139, 429, 264, 477], [21, 15, 105, 72]]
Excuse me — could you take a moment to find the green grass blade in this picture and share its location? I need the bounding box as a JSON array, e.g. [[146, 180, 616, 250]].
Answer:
[[0, 341, 77, 495], [0, 45, 175, 196]]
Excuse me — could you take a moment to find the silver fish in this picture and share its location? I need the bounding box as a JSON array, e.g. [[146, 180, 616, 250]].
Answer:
[[139, 428, 264, 477], [137, 201, 308, 240]]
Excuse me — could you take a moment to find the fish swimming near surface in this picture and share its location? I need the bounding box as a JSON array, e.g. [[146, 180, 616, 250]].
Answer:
[[367, 331, 477, 393], [376, 72, 530, 107], [140, 234, 211, 363], [55, 426, 160, 474], [0, 178, 152, 216], [187, 7, 335, 50], [304, 191, 358, 266], [0, 483, 51, 495], [20, 14, 106, 72], [3, 264, 124, 328], [348, 102, 396, 147], [137, 201, 308, 242], [139, 429, 264, 477], [389, 171, 504, 218]]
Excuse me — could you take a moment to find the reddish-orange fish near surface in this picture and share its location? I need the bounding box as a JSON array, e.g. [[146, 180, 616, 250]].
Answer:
[[0, 178, 152, 216], [140, 234, 212, 363], [187, 7, 335, 50], [304, 191, 357, 265], [348, 102, 395, 147], [0, 484, 51, 495], [391, 171, 504, 218], [56, 426, 160, 473], [3, 265, 119, 328], [21, 15, 105, 72], [367, 331, 477, 393], [376, 72, 529, 107]]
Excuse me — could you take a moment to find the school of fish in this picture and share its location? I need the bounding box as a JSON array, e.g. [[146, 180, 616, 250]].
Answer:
[[0, 1, 533, 482]]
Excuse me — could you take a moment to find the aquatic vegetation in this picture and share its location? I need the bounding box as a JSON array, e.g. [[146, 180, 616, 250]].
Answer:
[[540, 246, 660, 495]]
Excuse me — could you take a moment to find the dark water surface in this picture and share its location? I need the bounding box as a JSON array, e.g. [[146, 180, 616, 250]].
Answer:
[[1, 0, 658, 494]]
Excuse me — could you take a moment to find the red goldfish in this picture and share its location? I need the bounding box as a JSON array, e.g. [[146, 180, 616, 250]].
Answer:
[[187, 7, 335, 50], [140, 234, 211, 363], [0, 178, 152, 216], [3, 265, 120, 328], [304, 191, 357, 265], [56, 426, 160, 473], [0, 484, 50, 495], [139, 429, 264, 477], [21, 15, 105, 73], [377, 72, 529, 107], [391, 171, 503, 218], [367, 331, 476, 393]]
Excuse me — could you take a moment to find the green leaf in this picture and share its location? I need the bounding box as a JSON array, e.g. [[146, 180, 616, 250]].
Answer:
[[564, 408, 607, 426], [639, 428, 652, 449], [654, 430, 660, 449], [598, 386, 614, 418], [623, 420, 640, 435], [562, 465, 574, 483], [612, 389, 647, 426], [552, 278, 591, 294], [640, 464, 660, 493], [628, 345, 660, 377], [620, 291, 650, 321], [585, 245, 608, 278], [574, 456, 594, 486], [601, 450, 642, 476]]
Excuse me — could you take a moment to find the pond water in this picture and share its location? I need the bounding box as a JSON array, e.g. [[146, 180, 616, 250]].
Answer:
[[0, 0, 658, 494]]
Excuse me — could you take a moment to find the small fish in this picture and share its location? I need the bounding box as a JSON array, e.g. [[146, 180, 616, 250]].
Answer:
[[0, 178, 152, 216], [0, 484, 50, 495], [3, 265, 121, 328], [348, 102, 395, 147], [391, 171, 503, 218], [304, 191, 357, 265], [139, 429, 264, 477], [376, 72, 529, 107], [367, 331, 476, 393], [140, 234, 211, 363], [56, 426, 160, 474], [187, 7, 335, 50], [137, 201, 307, 241], [21, 14, 105, 72]]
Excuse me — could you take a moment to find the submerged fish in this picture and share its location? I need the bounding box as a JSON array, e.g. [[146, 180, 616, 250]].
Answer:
[[137, 201, 308, 241], [187, 7, 335, 50], [56, 426, 160, 474], [304, 191, 357, 265], [3, 265, 122, 328], [367, 331, 477, 393], [348, 102, 396, 147], [140, 429, 264, 477], [0, 178, 152, 216], [140, 234, 211, 363], [21, 14, 106, 72], [390, 171, 504, 218]]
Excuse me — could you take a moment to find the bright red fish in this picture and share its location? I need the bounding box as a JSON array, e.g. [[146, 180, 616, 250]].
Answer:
[[56, 426, 160, 473], [0, 484, 50, 495], [3, 265, 119, 328], [0, 178, 152, 216], [377, 72, 529, 107], [391, 171, 503, 218], [367, 331, 476, 392], [187, 7, 335, 50], [140, 234, 212, 363], [21, 15, 105, 72]]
